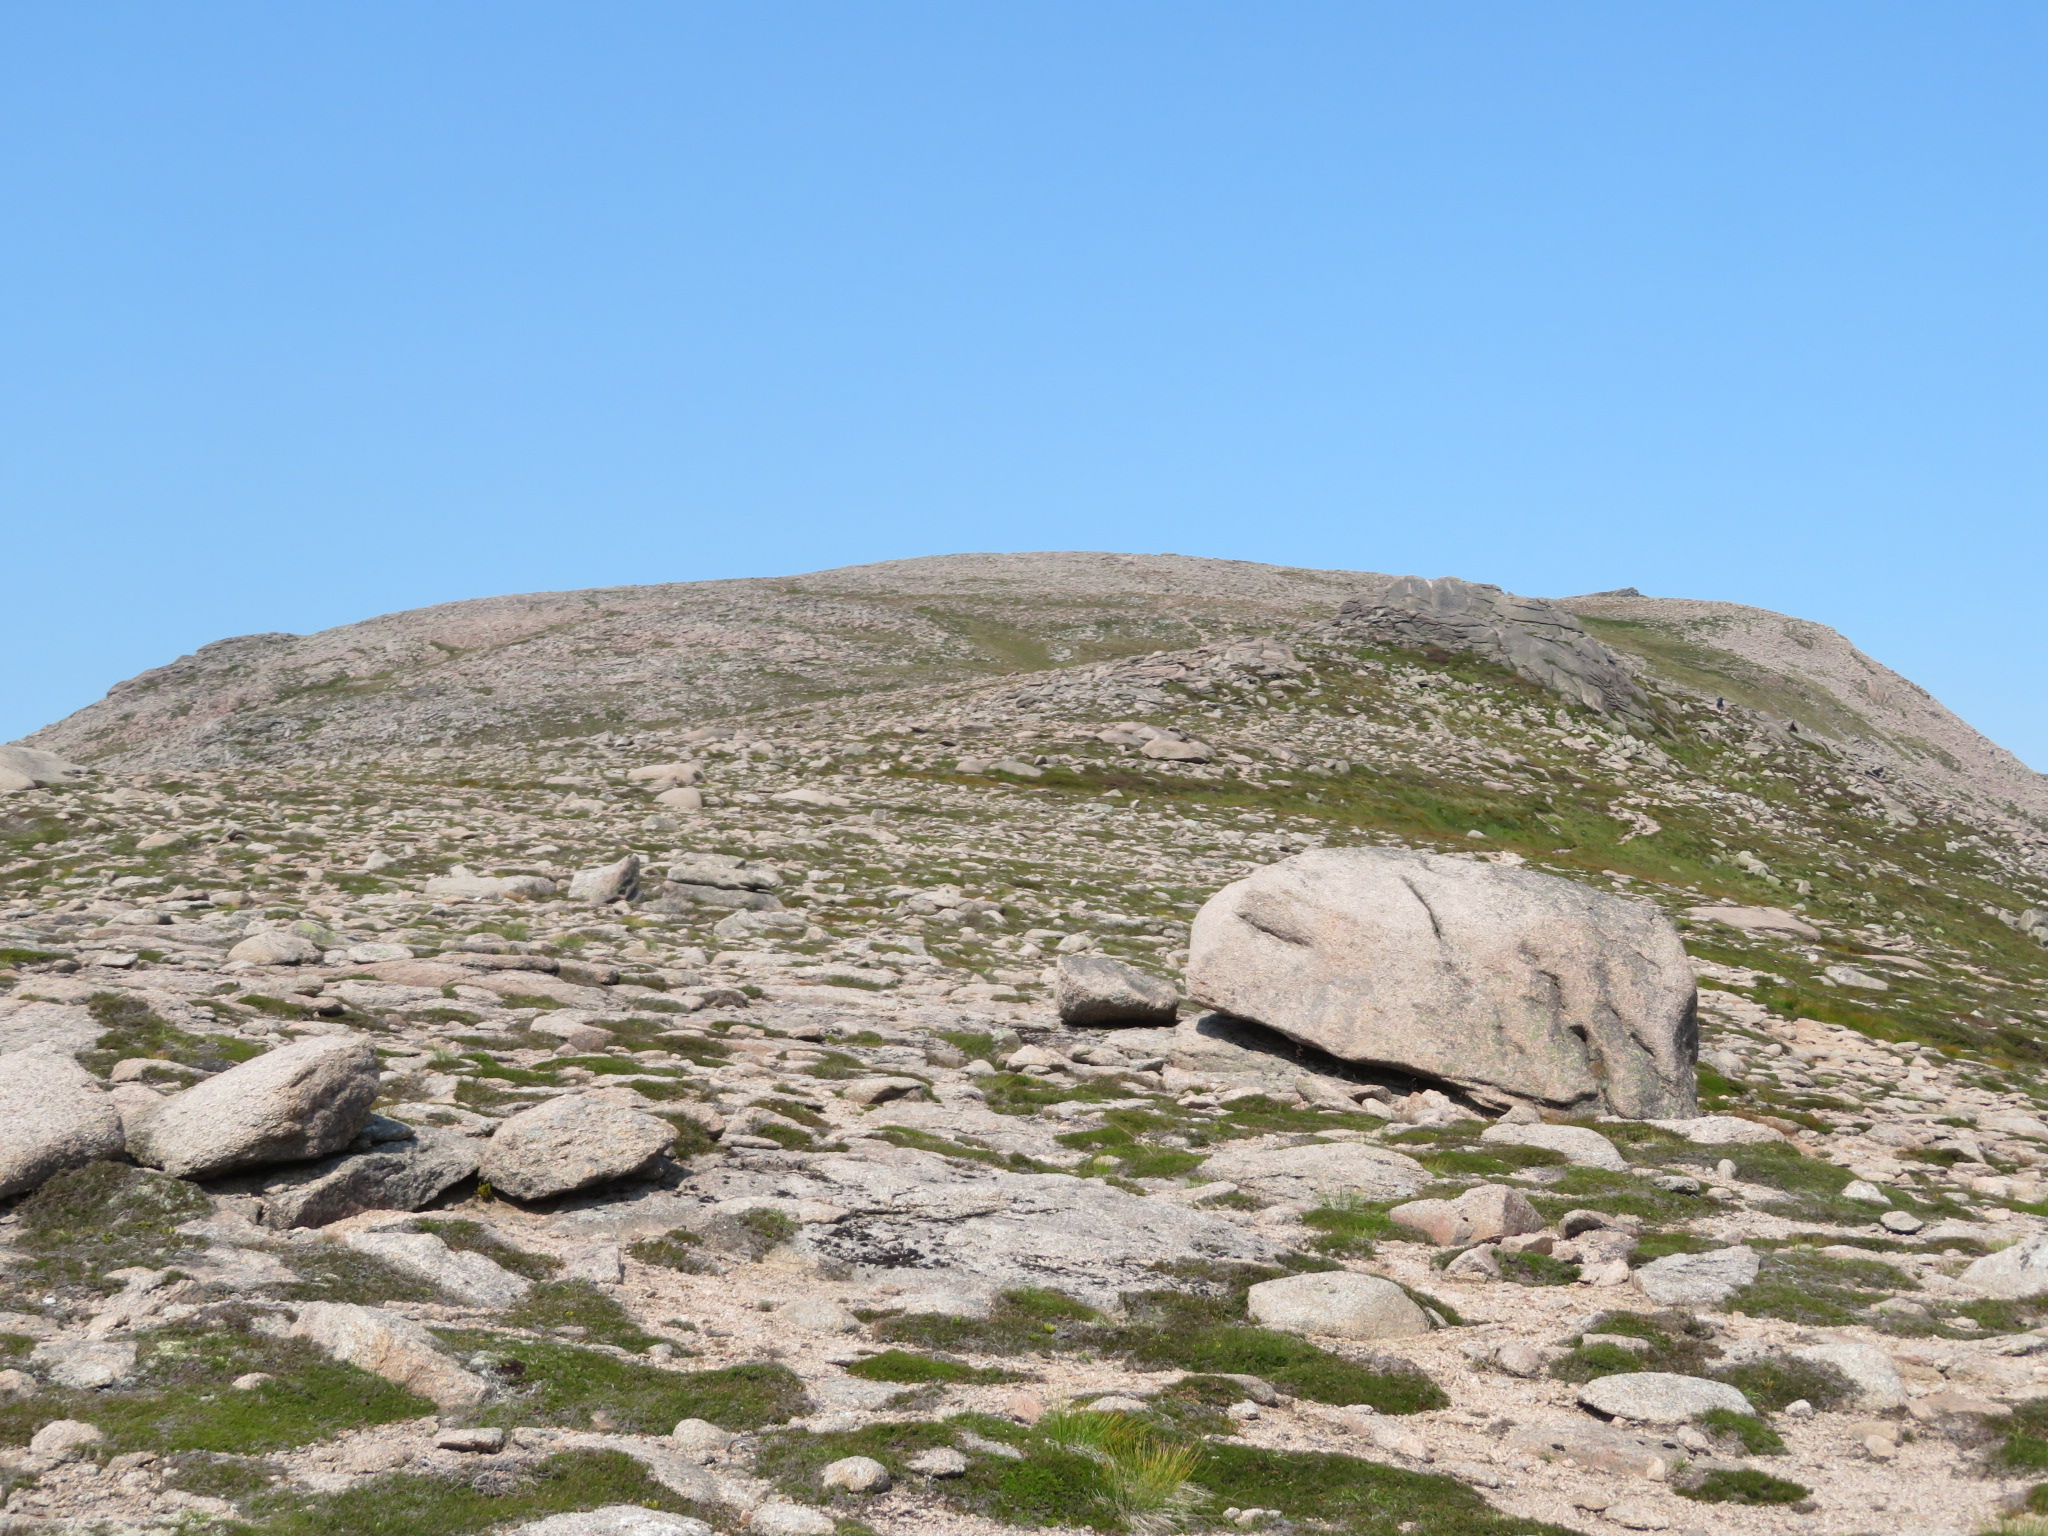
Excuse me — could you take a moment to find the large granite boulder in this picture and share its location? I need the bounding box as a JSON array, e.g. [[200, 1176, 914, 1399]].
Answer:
[[480, 1095, 676, 1201], [1055, 955, 1179, 1026], [0, 1048, 124, 1196], [128, 1036, 380, 1179], [1185, 849, 1697, 1118]]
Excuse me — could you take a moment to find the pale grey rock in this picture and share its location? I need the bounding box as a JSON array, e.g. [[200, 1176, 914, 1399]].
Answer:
[[27, 1419, 103, 1461], [1480, 1122, 1625, 1170], [671, 1418, 736, 1460], [668, 854, 783, 891], [1245, 1271, 1431, 1339], [1390, 1184, 1546, 1246], [436, 1426, 507, 1452], [0, 1001, 102, 1058], [1825, 964, 1890, 991], [1444, 1245, 1502, 1281], [0, 1048, 124, 1196], [422, 873, 557, 901], [0, 745, 89, 788], [1842, 1179, 1891, 1204], [509, 1508, 712, 1536], [1198, 1141, 1426, 1204], [1979, 1111, 2048, 1142], [1684, 905, 1820, 939], [1336, 575, 1651, 722], [1577, 1372, 1751, 1423], [819, 1455, 890, 1493], [1881, 1210, 1925, 1234], [906, 1446, 970, 1477], [1186, 849, 1697, 1117], [654, 786, 705, 812], [342, 1231, 533, 1308], [1643, 1115, 1783, 1145], [1055, 954, 1179, 1026], [1963, 1234, 2048, 1299], [779, 1298, 861, 1333], [243, 1133, 478, 1229], [480, 1094, 675, 1201], [31, 1337, 137, 1390], [569, 854, 641, 905], [129, 1035, 380, 1179], [1790, 1341, 1904, 1409], [1140, 737, 1215, 762], [290, 1301, 487, 1408], [227, 931, 321, 966], [692, 1149, 1281, 1308], [1632, 1246, 1759, 1307], [748, 1505, 836, 1535]]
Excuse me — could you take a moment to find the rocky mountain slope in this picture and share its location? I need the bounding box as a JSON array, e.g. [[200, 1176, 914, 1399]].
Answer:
[[2, 552, 2048, 1536]]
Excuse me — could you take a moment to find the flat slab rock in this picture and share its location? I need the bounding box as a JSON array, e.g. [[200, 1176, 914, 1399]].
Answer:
[[509, 1512, 712, 1536], [1197, 1140, 1427, 1203], [681, 1145, 1283, 1306], [1577, 1372, 1752, 1423], [0, 1001, 103, 1058], [1631, 1246, 1759, 1307]]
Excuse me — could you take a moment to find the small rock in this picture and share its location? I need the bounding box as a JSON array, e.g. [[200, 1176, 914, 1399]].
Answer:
[[1631, 1246, 1759, 1308], [509, 1510, 712, 1536], [1085, 1395, 1151, 1414], [1881, 1210, 1925, 1234], [1246, 1271, 1431, 1339], [1603, 1502, 1671, 1531], [1577, 1372, 1752, 1423], [437, 1426, 508, 1452], [748, 1504, 836, 1535], [1479, 1122, 1625, 1170], [1790, 1341, 1906, 1410], [671, 1418, 736, 1461], [227, 931, 322, 967], [840, 1076, 926, 1106], [1962, 1233, 2048, 1298], [820, 1455, 891, 1493], [28, 1419, 104, 1461], [1005, 1392, 1046, 1423], [0, 1047, 125, 1197], [1054, 954, 1179, 1026], [231, 1372, 274, 1390], [1390, 1183, 1544, 1245], [1494, 1342, 1556, 1377], [1444, 1245, 1502, 1282], [128, 1035, 381, 1179], [908, 1446, 970, 1477], [0, 1369, 36, 1397], [1841, 1179, 1891, 1205]]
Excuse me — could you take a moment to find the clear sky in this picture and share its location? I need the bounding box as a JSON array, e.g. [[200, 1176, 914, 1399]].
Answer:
[[4, 3, 2044, 768]]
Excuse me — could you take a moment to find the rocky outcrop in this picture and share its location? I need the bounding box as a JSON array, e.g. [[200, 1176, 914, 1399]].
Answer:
[[0, 1049, 124, 1197], [290, 1302, 487, 1409], [1053, 954, 1179, 1026], [1186, 849, 1698, 1117], [480, 1095, 676, 1201], [128, 1036, 381, 1179], [1245, 1272, 1431, 1339], [1334, 576, 1652, 725]]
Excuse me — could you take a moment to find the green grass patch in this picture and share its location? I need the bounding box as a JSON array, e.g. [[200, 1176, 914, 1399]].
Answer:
[[278, 1245, 451, 1306], [1678, 1467, 1810, 1505], [1696, 1409, 1786, 1456], [502, 1280, 662, 1351], [1302, 1200, 1410, 1257], [1991, 1399, 2048, 1473], [1725, 1247, 1911, 1326], [1549, 1312, 1718, 1383], [628, 1229, 715, 1274], [844, 1349, 1025, 1385], [77, 991, 265, 1076], [875, 1286, 1107, 1355], [443, 1331, 808, 1433], [873, 1124, 1061, 1173], [1711, 1353, 1853, 1412], [0, 1318, 430, 1454], [233, 1449, 702, 1536], [13, 1160, 211, 1295]]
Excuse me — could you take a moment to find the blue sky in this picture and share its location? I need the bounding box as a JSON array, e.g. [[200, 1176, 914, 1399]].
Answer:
[[4, 3, 2045, 767]]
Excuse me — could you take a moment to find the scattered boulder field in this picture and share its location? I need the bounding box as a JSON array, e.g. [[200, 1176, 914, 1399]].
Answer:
[[1, 554, 2048, 1535]]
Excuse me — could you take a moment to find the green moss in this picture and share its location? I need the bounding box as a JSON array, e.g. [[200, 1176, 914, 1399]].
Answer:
[[1712, 1354, 1853, 1412], [874, 1124, 1059, 1173], [1199, 1439, 1580, 1535], [76, 991, 265, 1076], [844, 1349, 1025, 1385], [14, 1161, 211, 1294], [1302, 1201, 1410, 1257], [1496, 1250, 1581, 1287], [235, 1449, 702, 1536], [502, 1280, 662, 1351], [628, 1229, 715, 1274], [1549, 1312, 1718, 1382], [278, 1245, 450, 1306], [160, 1451, 278, 1504], [1678, 1467, 1810, 1505], [0, 1320, 430, 1454], [412, 1219, 562, 1282], [875, 1286, 1106, 1355], [1726, 1247, 1910, 1326], [1992, 1400, 2048, 1472], [1696, 1409, 1786, 1456], [445, 1330, 808, 1433], [1528, 1167, 1706, 1225]]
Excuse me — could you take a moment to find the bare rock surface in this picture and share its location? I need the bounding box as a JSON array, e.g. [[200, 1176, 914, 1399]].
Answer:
[[1632, 1245, 1760, 1307], [1186, 848, 1699, 1117], [0, 1000, 102, 1057], [1478, 1121, 1625, 1170], [480, 1095, 676, 1201], [1053, 954, 1178, 1026], [289, 1301, 487, 1408], [1577, 1372, 1752, 1423], [1245, 1271, 1431, 1339], [509, 1512, 713, 1536], [0, 1047, 124, 1196], [1197, 1140, 1427, 1203], [128, 1035, 380, 1179], [235, 1132, 479, 1229]]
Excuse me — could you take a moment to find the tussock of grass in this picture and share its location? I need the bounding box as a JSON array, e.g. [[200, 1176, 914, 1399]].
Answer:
[[413, 1218, 562, 1281], [502, 1279, 663, 1351], [1696, 1408, 1785, 1456], [845, 1349, 1024, 1385], [1726, 1246, 1912, 1326], [1678, 1467, 1810, 1505], [1549, 1311, 1717, 1383], [1712, 1354, 1853, 1413]]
